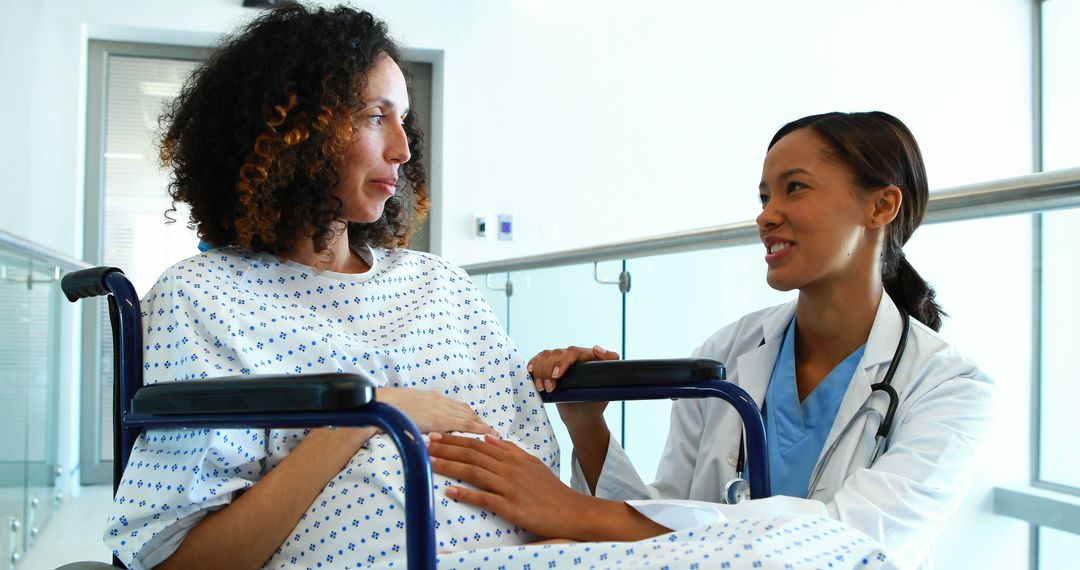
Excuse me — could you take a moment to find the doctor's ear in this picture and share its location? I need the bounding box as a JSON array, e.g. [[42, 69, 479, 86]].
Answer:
[[867, 185, 903, 229]]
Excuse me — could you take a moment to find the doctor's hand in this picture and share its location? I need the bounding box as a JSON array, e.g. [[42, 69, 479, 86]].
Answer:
[[428, 433, 578, 539], [378, 388, 497, 437], [428, 433, 669, 542], [528, 344, 620, 393]]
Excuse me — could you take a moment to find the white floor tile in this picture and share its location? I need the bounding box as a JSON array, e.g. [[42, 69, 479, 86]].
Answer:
[[18, 485, 113, 570]]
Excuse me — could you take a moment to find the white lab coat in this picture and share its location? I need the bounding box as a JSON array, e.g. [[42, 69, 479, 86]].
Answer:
[[572, 294, 994, 569]]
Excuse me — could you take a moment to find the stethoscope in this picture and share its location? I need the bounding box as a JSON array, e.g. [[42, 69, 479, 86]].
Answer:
[[723, 306, 909, 504]]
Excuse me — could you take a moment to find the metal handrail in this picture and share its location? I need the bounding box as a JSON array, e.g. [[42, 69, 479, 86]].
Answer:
[[462, 167, 1080, 275], [0, 228, 92, 272]]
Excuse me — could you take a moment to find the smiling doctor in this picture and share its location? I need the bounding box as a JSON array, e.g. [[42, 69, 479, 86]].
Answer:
[[428, 111, 995, 568]]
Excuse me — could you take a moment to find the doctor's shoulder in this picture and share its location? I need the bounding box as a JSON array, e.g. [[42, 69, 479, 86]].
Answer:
[[895, 318, 995, 404], [691, 302, 793, 362]]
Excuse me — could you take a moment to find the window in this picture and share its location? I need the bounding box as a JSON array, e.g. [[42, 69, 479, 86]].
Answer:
[[1036, 0, 1080, 566], [1038, 0, 1080, 495], [81, 41, 205, 484]]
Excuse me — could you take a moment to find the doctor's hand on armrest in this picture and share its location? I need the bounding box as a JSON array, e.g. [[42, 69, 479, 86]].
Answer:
[[529, 345, 619, 491], [427, 433, 670, 542], [529, 345, 620, 394], [378, 387, 497, 436]]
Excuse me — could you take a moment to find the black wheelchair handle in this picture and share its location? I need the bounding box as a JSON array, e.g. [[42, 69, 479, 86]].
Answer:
[[61, 266, 125, 302]]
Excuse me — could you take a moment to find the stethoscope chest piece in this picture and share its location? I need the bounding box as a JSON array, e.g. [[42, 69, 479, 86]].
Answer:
[[723, 477, 750, 504]]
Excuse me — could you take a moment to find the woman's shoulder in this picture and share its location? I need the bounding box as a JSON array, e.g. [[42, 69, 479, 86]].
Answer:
[[373, 247, 473, 281], [142, 246, 264, 299], [692, 301, 795, 359]]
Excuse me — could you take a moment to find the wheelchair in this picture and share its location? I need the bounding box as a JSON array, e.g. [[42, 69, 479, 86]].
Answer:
[[56, 265, 770, 569]]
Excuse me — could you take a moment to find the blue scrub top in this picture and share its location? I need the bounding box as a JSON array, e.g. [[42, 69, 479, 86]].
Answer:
[[764, 317, 866, 498]]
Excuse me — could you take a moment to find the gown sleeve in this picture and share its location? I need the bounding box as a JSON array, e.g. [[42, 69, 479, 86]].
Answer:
[[103, 269, 296, 569]]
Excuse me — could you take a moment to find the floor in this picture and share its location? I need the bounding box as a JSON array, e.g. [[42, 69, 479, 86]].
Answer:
[[18, 485, 113, 570]]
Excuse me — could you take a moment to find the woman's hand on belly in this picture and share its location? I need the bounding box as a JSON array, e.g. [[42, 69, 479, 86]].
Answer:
[[379, 387, 497, 436]]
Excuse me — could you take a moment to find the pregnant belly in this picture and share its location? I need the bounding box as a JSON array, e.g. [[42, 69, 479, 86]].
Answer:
[[265, 434, 536, 568]]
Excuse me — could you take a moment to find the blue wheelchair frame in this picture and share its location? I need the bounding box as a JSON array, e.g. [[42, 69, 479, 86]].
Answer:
[[540, 369, 771, 502], [60, 265, 770, 570]]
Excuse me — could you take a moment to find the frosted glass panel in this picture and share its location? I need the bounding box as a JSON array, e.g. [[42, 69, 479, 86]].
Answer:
[[508, 262, 624, 482], [0, 249, 62, 555], [1039, 526, 1080, 570], [25, 260, 60, 542], [0, 250, 29, 560], [1040, 208, 1079, 488], [624, 245, 793, 482]]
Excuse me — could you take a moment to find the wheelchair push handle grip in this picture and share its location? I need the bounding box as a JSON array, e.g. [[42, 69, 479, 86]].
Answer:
[[60, 266, 125, 302]]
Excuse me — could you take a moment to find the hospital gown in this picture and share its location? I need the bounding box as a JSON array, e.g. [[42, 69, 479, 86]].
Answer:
[[104, 246, 560, 569], [446, 514, 893, 569]]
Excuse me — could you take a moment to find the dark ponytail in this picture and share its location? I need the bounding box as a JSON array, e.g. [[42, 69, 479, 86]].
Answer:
[[884, 254, 943, 332], [768, 111, 945, 331]]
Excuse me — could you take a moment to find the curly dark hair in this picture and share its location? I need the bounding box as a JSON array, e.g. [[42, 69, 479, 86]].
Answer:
[[160, 3, 428, 255]]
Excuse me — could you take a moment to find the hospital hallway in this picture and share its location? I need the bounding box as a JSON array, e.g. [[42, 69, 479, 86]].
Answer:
[[3, 0, 1080, 568], [18, 487, 112, 569]]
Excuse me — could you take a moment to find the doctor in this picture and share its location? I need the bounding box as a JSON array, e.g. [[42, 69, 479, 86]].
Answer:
[[428, 111, 993, 568]]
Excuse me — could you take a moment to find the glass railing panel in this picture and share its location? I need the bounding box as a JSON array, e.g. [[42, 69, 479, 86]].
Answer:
[[1039, 526, 1080, 570], [0, 249, 30, 564], [903, 213, 1034, 568], [1039, 208, 1079, 489], [506, 261, 624, 482], [23, 258, 60, 549], [624, 245, 794, 483]]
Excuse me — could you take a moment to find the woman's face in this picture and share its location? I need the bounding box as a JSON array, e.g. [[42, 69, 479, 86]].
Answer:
[[335, 54, 412, 224], [756, 128, 883, 294]]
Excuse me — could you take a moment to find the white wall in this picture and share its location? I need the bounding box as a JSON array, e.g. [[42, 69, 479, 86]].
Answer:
[[0, 0, 1036, 264], [0, 0, 1037, 567], [396, 0, 1036, 266]]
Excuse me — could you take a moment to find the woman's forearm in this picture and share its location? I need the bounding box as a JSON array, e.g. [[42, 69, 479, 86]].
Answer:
[[569, 496, 671, 542], [157, 427, 377, 570], [565, 416, 611, 494]]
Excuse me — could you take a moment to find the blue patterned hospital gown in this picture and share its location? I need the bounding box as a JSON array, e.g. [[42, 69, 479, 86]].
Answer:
[[104, 246, 560, 569]]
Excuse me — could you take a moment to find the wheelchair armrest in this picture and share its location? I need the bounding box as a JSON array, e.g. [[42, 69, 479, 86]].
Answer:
[[131, 373, 376, 415], [554, 358, 725, 389]]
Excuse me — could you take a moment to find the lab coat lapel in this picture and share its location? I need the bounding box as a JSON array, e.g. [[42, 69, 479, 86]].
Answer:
[[810, 294, 905, 497], [734, 302, 797, 406]]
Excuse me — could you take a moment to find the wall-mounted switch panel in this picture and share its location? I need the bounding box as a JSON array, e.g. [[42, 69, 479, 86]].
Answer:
[[497, 214, 514, 241]]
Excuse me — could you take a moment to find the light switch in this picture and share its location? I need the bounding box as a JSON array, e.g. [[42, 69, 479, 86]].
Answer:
[[497, 214, 514, 241]]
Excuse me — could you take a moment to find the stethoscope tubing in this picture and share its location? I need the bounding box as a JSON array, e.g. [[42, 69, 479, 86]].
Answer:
[[731, 306, 910, 502]]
